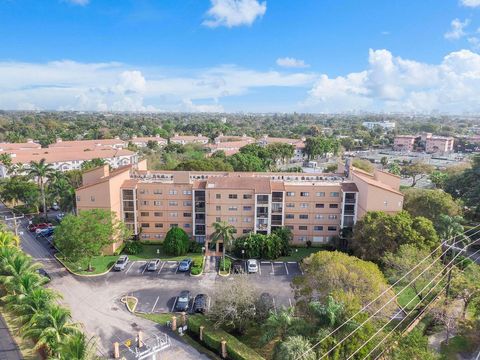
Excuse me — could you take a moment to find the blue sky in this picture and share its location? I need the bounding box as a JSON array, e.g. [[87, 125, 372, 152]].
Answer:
[[1, 0, 480, 113]]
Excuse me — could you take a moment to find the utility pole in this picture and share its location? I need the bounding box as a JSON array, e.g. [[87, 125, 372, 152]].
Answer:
[[4, 213, 24, 236]]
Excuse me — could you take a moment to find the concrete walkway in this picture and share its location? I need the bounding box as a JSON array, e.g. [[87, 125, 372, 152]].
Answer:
[[0, 313, 22, 360]]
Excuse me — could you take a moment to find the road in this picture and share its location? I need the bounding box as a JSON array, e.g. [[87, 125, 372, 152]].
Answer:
[[0, 313, 22, 360], [1, 206, 209, 360]]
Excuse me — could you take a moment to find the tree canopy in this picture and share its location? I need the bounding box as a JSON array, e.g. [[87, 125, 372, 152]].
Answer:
[[403, 188, 461, 224]]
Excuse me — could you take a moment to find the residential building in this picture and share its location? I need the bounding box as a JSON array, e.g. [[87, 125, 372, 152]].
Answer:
[[213, 134, 255, 144], [129, 135, 167, 148], [362, 121, 396, 130], [425, 135, 454, 154], [393, 135, 417, 151], [257, 135, 306, 162], [76, 160, 403, 255], [170, 133, 209, 145], [49, 137, 127, 150], [207, 140, 253, 156], [0, 140, 41, 151]]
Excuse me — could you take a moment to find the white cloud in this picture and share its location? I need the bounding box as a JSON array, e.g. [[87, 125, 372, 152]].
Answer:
[[276, 57, 309, 68], [65, 0, 90, 5], [305, 48, 480, 113], [0, 60, 315, 112], [203, 0, 266, 28], [445, 18, 470, 40], [461, 0, 480, 7]]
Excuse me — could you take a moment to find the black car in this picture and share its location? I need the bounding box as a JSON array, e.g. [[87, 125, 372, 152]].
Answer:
[[232, 260, 244, 274], [193, 294, 209, 314], [174, 290, 191, 312]]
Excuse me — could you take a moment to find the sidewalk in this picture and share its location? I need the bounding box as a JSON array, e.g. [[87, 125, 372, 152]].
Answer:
[[0, 313, 22, 360]]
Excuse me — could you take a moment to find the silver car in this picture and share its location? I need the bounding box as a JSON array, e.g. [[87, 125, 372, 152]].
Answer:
[[113, 255, 129, 271], [247, 259, 258, 273], [147, 259, 160, 271]]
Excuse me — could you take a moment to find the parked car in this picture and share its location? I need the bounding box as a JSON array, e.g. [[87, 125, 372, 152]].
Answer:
[[28, 223, 52, 232], [51, 203, 60, 211], [174, 290, 191, 312], [193, 294, 209, 314], [146, 259, 161, 271], [232, 260, 244, 274], [37, 227, 55, 237], [113, 255, 129, 271], [178, 258, 193, 272], [37, 268, 51, 281], [247, 259, 258, 273], [55, 213, 65, 222]]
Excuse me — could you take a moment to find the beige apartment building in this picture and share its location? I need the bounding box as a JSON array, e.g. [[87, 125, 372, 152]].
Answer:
[[76, 160, 404, 255], [393, 135, 417, 151]]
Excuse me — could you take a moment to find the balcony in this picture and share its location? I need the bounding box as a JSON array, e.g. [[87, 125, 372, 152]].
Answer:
[[257, 223, 268, 230], [195, 206, 206, 213], [343, 210, 355, 215], [344, 198, 356, 204], [271, 220, 282, 226], [272, 197, 283, 203], [257, 213, 268, 219], [271, 208, 283, 214]]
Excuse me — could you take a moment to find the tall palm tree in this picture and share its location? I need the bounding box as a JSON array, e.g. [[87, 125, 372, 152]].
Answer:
[[53, 332, 98, 360], [27, 159, 55, 220], [0, 251, 40, 284], [261, 307, 299, 344], [48, 177, 75, 212], [22, 305, 78, 357], [7, 287, 59, 325], [0, 230, 20, 248], [211, 221, 236, 271]]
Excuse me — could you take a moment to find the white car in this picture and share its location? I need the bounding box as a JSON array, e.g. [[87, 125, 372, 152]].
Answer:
[[51, 203, 60, 211], [247, 259, 258, 274]]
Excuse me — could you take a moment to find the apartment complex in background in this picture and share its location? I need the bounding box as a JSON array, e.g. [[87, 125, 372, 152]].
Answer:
[[362, 121, 396, 130], [424, 134, 454, 153], [393, 135, 417, 151], [393, 133, 454, 154], [170, 133, 209, 145], [76, 160, 404, 255], [257, 135, 306, 162]]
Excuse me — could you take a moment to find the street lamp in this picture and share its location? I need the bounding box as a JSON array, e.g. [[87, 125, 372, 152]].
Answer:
[[241, 249, 245, 260]]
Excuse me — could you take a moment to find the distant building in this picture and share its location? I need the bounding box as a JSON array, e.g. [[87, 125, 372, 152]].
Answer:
[[49, 137, 127, 150], [393, 135, 417, 152], [425, 135, 454, 154], [257, 135, 306, 162], [129, 135, 167, 148], [362, 121, 396, 130], [213, 134, 255, 144], [170, 134, 209, 145]]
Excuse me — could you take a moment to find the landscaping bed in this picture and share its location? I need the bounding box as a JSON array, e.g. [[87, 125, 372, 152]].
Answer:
[[56, 254, 118, 275], [122, 243, 202, 262]]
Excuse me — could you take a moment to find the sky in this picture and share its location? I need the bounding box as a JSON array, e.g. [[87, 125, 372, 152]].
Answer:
[[1, 0, 480, 113]]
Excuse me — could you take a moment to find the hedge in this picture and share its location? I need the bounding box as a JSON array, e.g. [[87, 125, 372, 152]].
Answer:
[[188, 315, 264, 360], [191, 256, 204, 275]]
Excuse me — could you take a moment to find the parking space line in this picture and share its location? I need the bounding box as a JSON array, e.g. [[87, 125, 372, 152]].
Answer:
[[258, 264, 261, 275], [289, 298, 292, 307], [284, 263, 289, 275], [270, 262, 274, 275], [171, 297, 178, 313], [158, 261, 166, 274], [141, 263, 147, 275], [151, 296, 159, 313], [261, 261, 270, 264], [174, 264, 179, 274], [125, 262, 135, 274], [273, 297, 277, 313], [287, 261, 297, 264]]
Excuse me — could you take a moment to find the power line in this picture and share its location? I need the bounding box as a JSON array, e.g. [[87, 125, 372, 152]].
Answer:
[[296, 224, 480, 360]]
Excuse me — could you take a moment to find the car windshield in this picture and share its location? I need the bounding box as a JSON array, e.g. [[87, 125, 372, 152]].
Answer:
[[117, 258, 126, 264], [249, 263, 256, 267], [178, 296, 188, 302]]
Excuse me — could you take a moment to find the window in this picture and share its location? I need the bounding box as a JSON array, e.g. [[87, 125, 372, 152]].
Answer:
[[140, 212, 149, 217], [299, 225, 308, 231], [216, 194, 221, 199], [286, 214, 294, 219], [183, 212, 192, 217], [286, 203, 294, 208], [141, 200, 149, 206], [216, 217, 221, 222], [170, 224, 178, 228], [243, 229, 252, 234], [229, 194, 238, 199], [328, 214, 338, 220], [286, 225, 294, 230], [183, 201, 192, 206], [243, 217, 252, 223], [228, 217, 237, 223], [154, 212, 163, 217], [216, 206, 221, 211], [328, 226, 337, 231], [299, 214, 309, 219], [155, 223, 163, 228], [168, 201, 178, 206], [330, 192, 340, 197], [183, 190, 192, 195], [169, 190, 177, 195], [316, 192, 325, 197], [141, 223, 150, 228], [300, 192, 309, 197], [184, 223, 191, 228], [314, 225, 324, 231], [228, 206, 238, 211], [243, 206, 252, 211], [169, 212, 178, 217], [329, 204, 339, 209], [286, 192, 295, 197], [154, 234, 162, 239], [243, 194, 252, 199], [316, 203, 325, 208], [90, 196, 95, 202], [154, 200, 162, 206], [315, 214, 325, 220], [153, 189, 162, 195], [76, 196, 80, 202]]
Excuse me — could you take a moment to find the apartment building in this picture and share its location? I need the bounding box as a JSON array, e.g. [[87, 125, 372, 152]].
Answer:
[[170, 133, 209, 145], [425, 135, 454, 154], [214, 134, 255, 144], [129, 135, 167, 148], [76, 160, 404, 255], [362, 121, 396, 130], [393, 135, 417, 151]]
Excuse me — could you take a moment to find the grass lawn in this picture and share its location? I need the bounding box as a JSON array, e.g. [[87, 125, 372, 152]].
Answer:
[[138, 312, 174, 326], [395, 286, 422, 311], [124, 244, 202, 262], [276, 247, 322, 262], [57, 255, 118, 275], [440, 335, 477, 359], [238, 326, 276, 360]]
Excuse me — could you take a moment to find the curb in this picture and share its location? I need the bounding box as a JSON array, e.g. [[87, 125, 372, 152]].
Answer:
[[54, 254, 115, 277], [189, 256, 206, 277], [121, 296, 138, 313]]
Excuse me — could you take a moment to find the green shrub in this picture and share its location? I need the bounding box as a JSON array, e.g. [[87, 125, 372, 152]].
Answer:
[[124, 240, 143, 255], [189, 240, 203, 253], [219, 257, 231, 272], [187, 315, 264, 360], [163, 227, 190, 256], [190, 256, 204, 275]]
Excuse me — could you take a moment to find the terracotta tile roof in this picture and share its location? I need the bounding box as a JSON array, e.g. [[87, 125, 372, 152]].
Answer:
[[352, 169, 403, 196], [171, 135, 209, 141], [76, 165, 133, 191], [0, 142, 41, 150], [49, 139, 126, 148], [130, 136, 167, 143], [206, 176, 271, 193], [215, 135, 255, 143], [341, 182, 359, 192], [3, 148, 135, 164]]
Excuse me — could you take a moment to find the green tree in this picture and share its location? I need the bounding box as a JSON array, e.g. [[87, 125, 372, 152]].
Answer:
[[228, 153, 265, 172], [351, 211, 439, 262], [352, 158, 374, 173], [80, 158, 106, 171], [402, 162, 434, 187], [163, 227, 190, 256], [0, 230, 19, 248], [403, 189, 461, 224], [304, 137, 339, 160], [266, 143, 295, 164], [211, 221, 236, 271], [261, 307, 300, 344], [27, 159, 55, 220], [6, 287, 59, 326], [380, 156, 388, 168], [391, 328, 438, 360], [0, 176, 40, 210], [54, 210, 131, 271], [273, 336, 315, 360], [388, 162, 402, 176], [54, 332, 98, 360], [450, 264, 480, 318], [430, 171, 448, 189]]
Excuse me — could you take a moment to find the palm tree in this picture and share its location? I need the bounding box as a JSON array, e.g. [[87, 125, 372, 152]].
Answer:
[[54, 332, 98, 360], [0, 251, 40, 286], [0, 230, 19, 248], [7, 287, 59, 325], [309, 296, 345, 327], [261, 307, 298, 344], [22, 305, 78, 357], [211, 221, 236, 271], [27, 159, 55, 220]]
